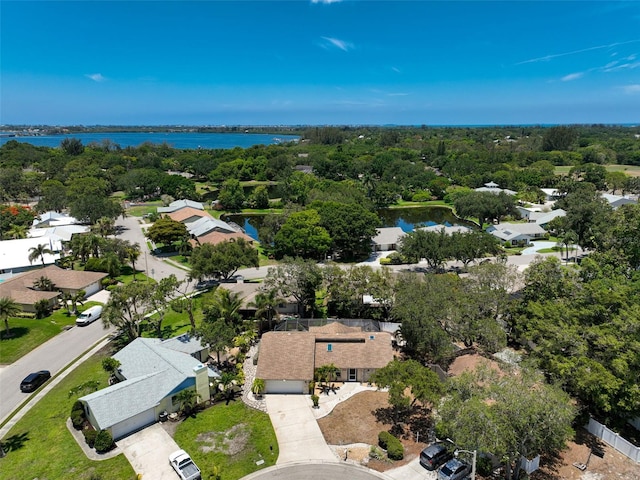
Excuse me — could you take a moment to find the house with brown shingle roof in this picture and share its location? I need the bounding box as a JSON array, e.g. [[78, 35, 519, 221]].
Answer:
[[255, 322, 395, 394], [0, 265, 108, 313], [167, 207, 212, 225]]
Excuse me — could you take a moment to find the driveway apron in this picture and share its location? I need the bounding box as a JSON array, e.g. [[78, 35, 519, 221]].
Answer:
[[266, 395, 337, 464], [118, 423, 182, 479]]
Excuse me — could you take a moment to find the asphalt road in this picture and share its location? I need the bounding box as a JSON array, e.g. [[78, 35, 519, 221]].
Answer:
[[0, 319, 115, 425], [0, 215, 192, 428]]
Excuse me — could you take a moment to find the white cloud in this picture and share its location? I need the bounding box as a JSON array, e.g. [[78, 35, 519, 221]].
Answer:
[[626, 54, 637, 61], [85, 73, 106, 82], [516, 39, 640, 65], [387, 92, 410, 97], [391, 66, 401, 74], [311, 0, 342, 3], [622, 84, 640, 94], [561, 72, 584, 82], [320, 36, 353, 51]]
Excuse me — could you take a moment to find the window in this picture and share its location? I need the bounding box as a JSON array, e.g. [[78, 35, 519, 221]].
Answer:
[[327, 344, 332, 352]]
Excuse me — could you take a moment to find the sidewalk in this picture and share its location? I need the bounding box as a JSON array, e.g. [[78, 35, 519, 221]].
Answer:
[[312, 382, 378, 419]]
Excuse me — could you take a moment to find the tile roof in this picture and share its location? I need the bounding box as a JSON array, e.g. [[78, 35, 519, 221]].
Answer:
[[167, 208, 212, 224], [256, 332, 316, 381], [0, 265, 107, 305], [255, 325, 395, 382], [192, 230, 253, 247]]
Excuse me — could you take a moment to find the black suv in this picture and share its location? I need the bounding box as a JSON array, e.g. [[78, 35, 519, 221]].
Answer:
[[420, 442, 454, 471], [20, 370, 51, 392]]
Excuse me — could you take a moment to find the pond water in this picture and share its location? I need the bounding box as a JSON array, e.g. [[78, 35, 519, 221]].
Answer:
[[224, 206, 471, 242]]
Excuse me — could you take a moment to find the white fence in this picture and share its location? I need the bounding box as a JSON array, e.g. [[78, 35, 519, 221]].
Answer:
[[586, 418, 640, 463]]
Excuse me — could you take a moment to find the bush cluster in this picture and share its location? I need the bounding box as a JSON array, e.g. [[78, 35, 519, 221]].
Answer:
[[378, 431, 404, 460], [70, 401, 85, 430], [83, 429, 98, 447], [94, 430, 114, 453]]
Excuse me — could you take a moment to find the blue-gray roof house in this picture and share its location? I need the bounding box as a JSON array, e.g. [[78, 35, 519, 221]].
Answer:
[[80, 335, 217, 440]]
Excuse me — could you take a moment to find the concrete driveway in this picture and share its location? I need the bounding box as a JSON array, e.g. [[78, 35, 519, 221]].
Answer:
[[118, 423, 182, 480], [266, 395, 336, 464]]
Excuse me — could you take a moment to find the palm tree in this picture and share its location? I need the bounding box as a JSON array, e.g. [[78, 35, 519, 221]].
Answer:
[[33, 276, 55, 291], [69, 234, 91, 263], [125, 242, 141, 281], [0, 296, 21, 338], [249, 288, 285, 332], [174, 388, 200, 416], [6, 224, 27, 239], [91, 217, 115, 238], [69, 290, 86, 314], [28, 243, 54, 266], [205, 288, 244, 332]]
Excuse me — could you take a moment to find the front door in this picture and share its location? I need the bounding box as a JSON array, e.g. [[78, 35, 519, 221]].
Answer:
[[348, 368, 357, 382]]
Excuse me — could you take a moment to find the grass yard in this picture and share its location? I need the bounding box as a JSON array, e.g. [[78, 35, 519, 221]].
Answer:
[[173, 400, 278, 480], [0, 349, 136, 480], [0, 302, 102, 364], [126, 201, 163, 217], [554, 164, 640, 177]]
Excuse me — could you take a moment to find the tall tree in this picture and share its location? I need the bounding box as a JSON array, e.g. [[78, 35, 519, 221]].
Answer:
[[273, 209, 331, 260], [190, 238, 258, 281], [438, 365, 575, 480], [145, 217, 189, 247], [0, 296, 21, 337], [264, 257, 323, 317], [102, 282, 154, 343], [249, 288, 285, 332], [28, 243, 54, 266]]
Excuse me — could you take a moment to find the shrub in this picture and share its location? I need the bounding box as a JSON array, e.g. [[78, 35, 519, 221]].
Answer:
[[71, 400, 84, 415], [369, 445, 386, 460], [412, 190, 432, 202], [379, 257, 392, 265], [71, 410, 85, 430], [85, 258, 107, 273], [308, 381, 315, 394], [386, 252, 405, 265], [83, 429, 98, 448], [386, 436, 404, 460], [311, 394, 319, 408], [34, 299, 52, 319], [378, 431, 403, 460], [94, 430, 114, 453], [378, 431, 392, 449]]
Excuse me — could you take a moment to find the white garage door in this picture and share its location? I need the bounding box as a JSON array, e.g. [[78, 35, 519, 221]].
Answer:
[[111, 408, 156, 440], [265, 380, 305, 394]]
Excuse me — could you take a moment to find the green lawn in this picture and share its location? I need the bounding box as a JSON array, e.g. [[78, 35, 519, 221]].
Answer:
[[0, 302, 102, 365], [0, 350, 136, 480], [173, 400, 278, 480], [126, 201, 163, 217], [554, 164, 640, 177]]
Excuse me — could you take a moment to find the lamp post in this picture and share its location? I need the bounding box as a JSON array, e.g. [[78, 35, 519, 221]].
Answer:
[[455, 448, 477, 480]]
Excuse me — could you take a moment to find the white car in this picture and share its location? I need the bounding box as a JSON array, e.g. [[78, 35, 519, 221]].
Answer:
[[169, 449, 201, 480], [75, 305, 103, 326]]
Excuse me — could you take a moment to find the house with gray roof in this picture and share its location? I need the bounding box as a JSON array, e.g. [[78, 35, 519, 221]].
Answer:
[[372, 227, 405, 251], [475, 182, 517, 196], [417, 224, 471, 235], [157, 199, 204, 214], [486, 222, 546, 245], [80, 335, 217, 440], [601, 193, 637, 209]]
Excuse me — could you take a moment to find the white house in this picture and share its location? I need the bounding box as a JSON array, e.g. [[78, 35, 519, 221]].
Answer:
[[0, 237, 63, 273], [32, 211, 80, 228], [417, 224, 471, 235], [372, 227, 405, 251], [486, 222, 547, 245], [601, 193, 637, 209], [80, 335, 218, 440], [475, 182, 517, 196]]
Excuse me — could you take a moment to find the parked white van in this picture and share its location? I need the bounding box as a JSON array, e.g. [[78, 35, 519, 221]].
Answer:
[[76, 305, 103, 326]]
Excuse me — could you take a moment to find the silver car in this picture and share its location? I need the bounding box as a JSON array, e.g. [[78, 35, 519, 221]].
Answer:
[[438, 458, 472, 480]]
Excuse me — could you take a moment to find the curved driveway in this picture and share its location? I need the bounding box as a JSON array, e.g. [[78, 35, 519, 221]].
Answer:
[[242, 462, 394, 480]]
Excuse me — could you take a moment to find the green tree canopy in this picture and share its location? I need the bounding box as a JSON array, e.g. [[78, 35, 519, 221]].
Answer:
[[145, 217, 189, 246], [273, 209, 331, 260], [190, 238, 258, 281]]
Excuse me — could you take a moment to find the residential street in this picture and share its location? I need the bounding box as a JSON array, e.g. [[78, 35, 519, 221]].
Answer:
[[0, 319, 115, 426], [0, 215, 191, 428]]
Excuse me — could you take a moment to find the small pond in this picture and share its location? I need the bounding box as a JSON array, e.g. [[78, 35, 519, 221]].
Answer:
[[224, 206, 471, 243]]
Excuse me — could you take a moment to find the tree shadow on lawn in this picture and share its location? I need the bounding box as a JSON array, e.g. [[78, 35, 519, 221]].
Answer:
[[374, 405, 435, 441], [1, 432, 30, 453], [0, 327, 29, 341]]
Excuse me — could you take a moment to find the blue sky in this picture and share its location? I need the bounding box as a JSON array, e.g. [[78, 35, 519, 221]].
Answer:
[[2, 1, 640, 126]]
